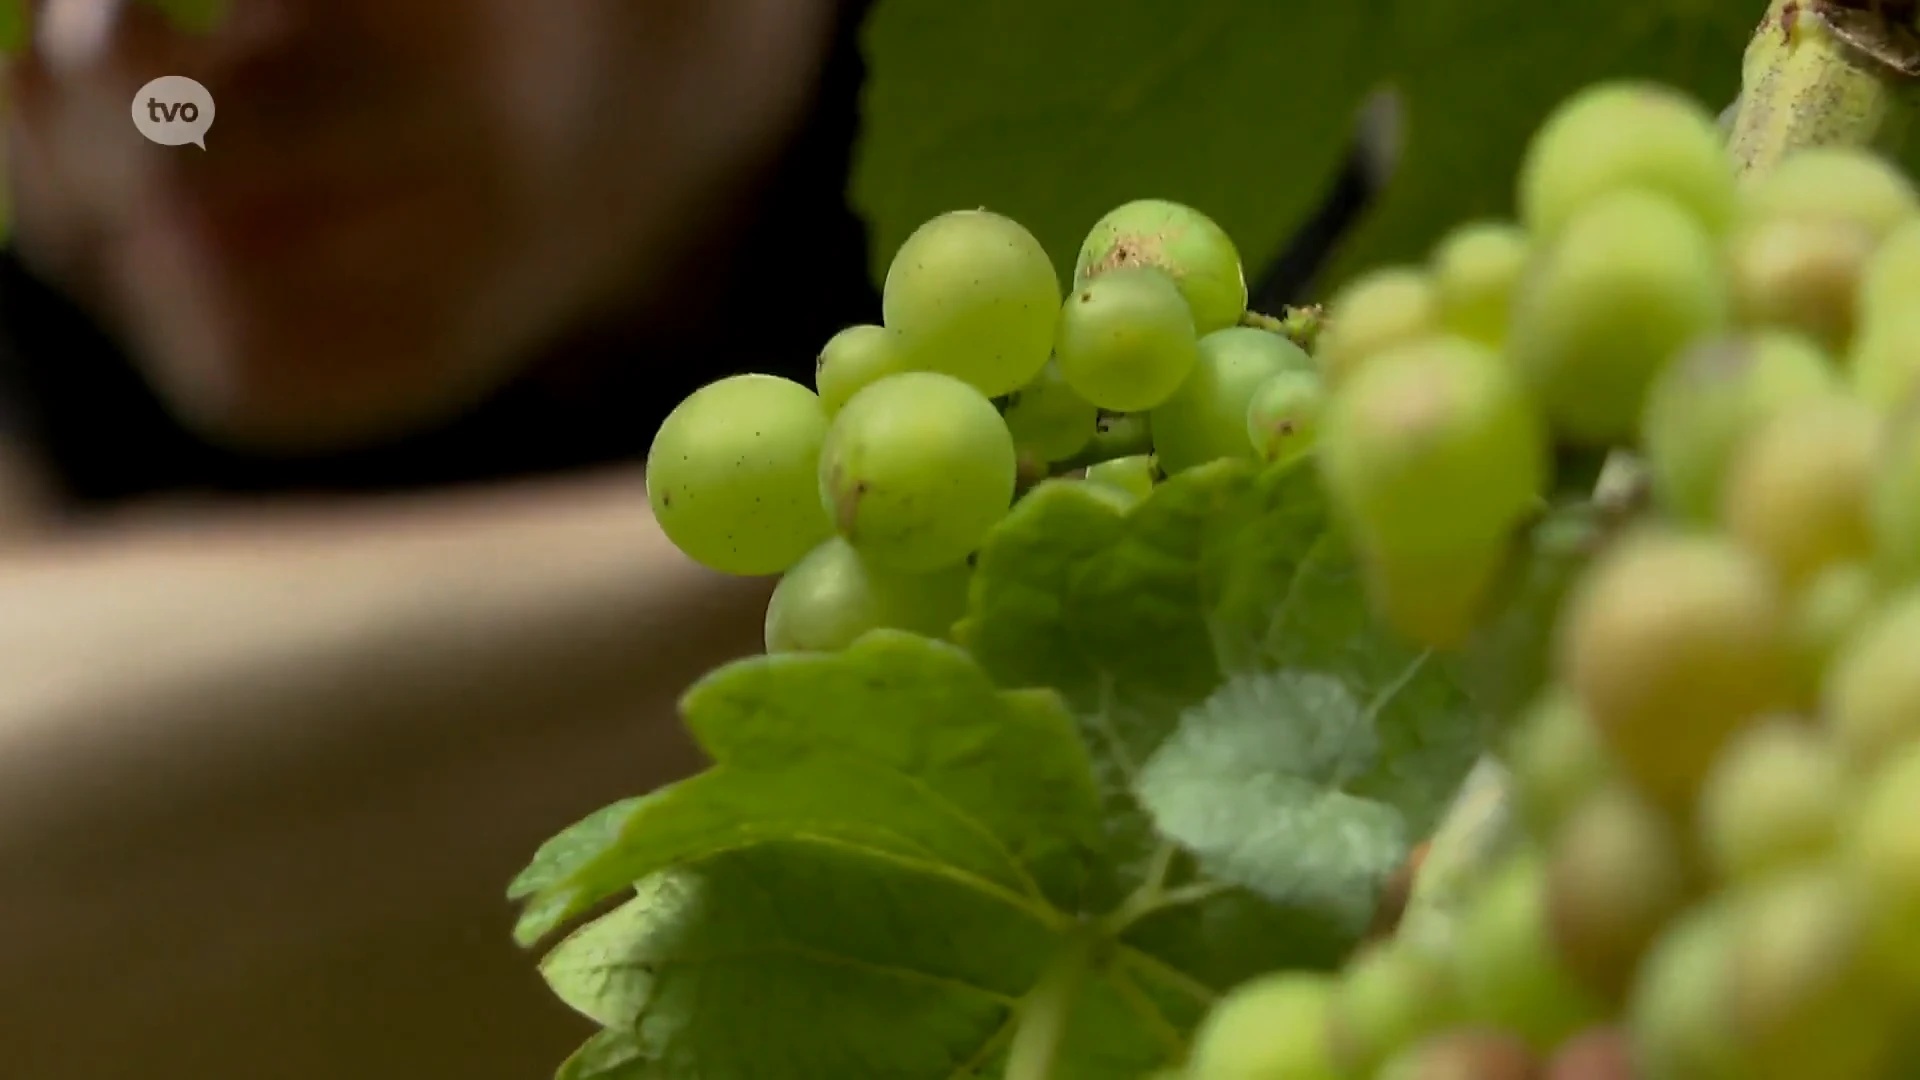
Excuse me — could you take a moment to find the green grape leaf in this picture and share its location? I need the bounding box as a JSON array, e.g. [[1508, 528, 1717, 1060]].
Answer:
[[960, 460, 1491, 986], [854, 0, 1754, 292], [509, 795, 653, 902], [0, 0, 26, 54], [1461, 502, 1605, 726], [558, 1030, 657, 1080]]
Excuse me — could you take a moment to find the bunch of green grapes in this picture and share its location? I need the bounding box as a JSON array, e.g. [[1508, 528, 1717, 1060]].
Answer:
[[645, 192, 1347, 652], [1172, 77, 1920, 1080]]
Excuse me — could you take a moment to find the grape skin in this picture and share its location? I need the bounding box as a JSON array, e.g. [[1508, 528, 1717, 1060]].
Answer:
[[1719, 393, 1877, 587], [817, 371, 1016, 573], [1451, 854, 1601, 1051], [1696, 719, 1841, 884], [815, 324, 910, 415], [1639, 332, 1838, 525], [1516, 81, 1735, 238], [1185, 971, 1341, 1080], [1431, 220, 1531, 347], [1871, 408, 1920, 583], [1506, 688, 1614, 841], [1150, 326, 1311, 474], [1083, 454, 1155, 502], [1857, 216, 1920, 324], [1001, 359, 1097, 463], [1509, 188, 1732, 445], [1328, 941, 1461, 1076], [1314, 266, 1440, 387], [1823, 585, 1920, 765], [1053, 266, 1200, 412], [646, 374, 834, 576], [1728, 218, 1875, 353], [1847, 306, 1920, 412], [1245, 368, 1326, 467], [1073, 198, 1248, 336], [763, 536, 972, 653], [1545, 782, 1692, 1004], [882, 209, 1060, 397], [1628, 901, 1744, 1080], [1737, 146, 1918, 239], [1842, 739, 1920, 989]]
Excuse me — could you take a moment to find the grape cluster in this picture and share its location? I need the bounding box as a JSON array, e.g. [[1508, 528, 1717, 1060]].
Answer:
[[647, 195, 1320, 653], [1181, 81, 1920, 1079]]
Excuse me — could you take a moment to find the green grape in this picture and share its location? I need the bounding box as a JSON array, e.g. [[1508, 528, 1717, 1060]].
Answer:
[[1451, 853, 1601, 1051], [1738, 146, 1918, 240], [1245, 369, 1325, 467], [1186, 971, 1340, 1080], [1841, 738, 1920, 989], [1314, 265, 1440, 386], [1555, 527, 1796, 810], [881, 209, 1060, 397], [1327, 941, 1461, 1076], [1628, 901, 1744, 1080], [1505, 687, 1614, 842], [1509, 188, 1732, 445], [1697, 718, 1842, 884], [1319, 335, 1548, 560], [1788, 561, 1877, 694], [1358, 538, 1511, 650], [1375, 1030, 1540, 1080], [1639, 332, 1839, 525], [1002, 359, 1097, 462], [1857, 216, 1920, 324], [1084, 453, 1155, 502], [646, 374, 833, 575], [1074, 198, 1248, 335], [814, 324, 910, 415], [1728, 218, 1876, 353], [1872, 407, 1920, 582], [1516, 81, 1735, 238], [1720, 394, 1878, 587], [1824, 585, 1920, 765], [1053, 266, 1200, 411], [817, 371, 1016, 572], [763, 536, 971, 653], [1847, 307, 1920, 411], [1430, 220, 1531, 347], [1150, 327, 1310, 473], [1546, 782, 1692, 1004], [1546, 1027, 1633, 1080], [1726, 868, 1897, 1080]]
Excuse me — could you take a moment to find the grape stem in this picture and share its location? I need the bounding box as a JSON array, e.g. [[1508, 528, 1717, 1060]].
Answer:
[[1238, 304, 1324, 353], [1003, 925, 1097, 1080]]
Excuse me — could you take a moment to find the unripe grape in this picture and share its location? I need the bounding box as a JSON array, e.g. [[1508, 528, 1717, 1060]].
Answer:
[[1846, 307, 1920, 411], [1787, 560, 1878, 691], [1150, 327, 1310, 473], [1870, 403, 1920, 582], [1319, 335, 1548, 560], [1726, 868, 1898, 1080], [1186, 971, 1340, 1080], [1640, 332, 1838, 524], [1547, 783, 1692, 1004], [1841, 739, 1920, 988], [646, 374, 833, 575], [1245, 369, 1325, 466], [1314, 266, 1440, 386], [1628, 901, 1743, 1080], [1452, 854, 1601, 1051], [1857, 215, 1920, 323], [814, 324, 911, 415], [882, 209, 1060, 397], [1053, 266, 1200, 411], [1738, 146, 1918, 239], [1517, 81, 1735, 238], [1002, 359, 1097, 463], [763, 536, 971, 653], [1697, 718, 1841, 884], [1505, 687, 1614, 842], [1546, 1027, 1632, 1080], [1074, 198, 1247, 335], [1083, 453, 1155, 502], [1431, 220, 1531, 347], [818, 372, 1016, 572], [1728, 218, 1876, 353], [1358, 538, 1511, 649], [1327, 941, 1460, 1076], [1824, 585, 1920, 764], [1509, 189, 1731, 445], [1720, 392, 1877, 586], [1376, 1030, 1541, 1080], [1555, 527, 1796, 809]]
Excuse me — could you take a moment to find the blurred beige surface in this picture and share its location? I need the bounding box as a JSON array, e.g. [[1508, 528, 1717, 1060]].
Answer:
[[0, 470, 770, 1079]]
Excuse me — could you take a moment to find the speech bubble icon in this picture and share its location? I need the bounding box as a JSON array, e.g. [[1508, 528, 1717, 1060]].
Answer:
[[131, 75, 216, 149]]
